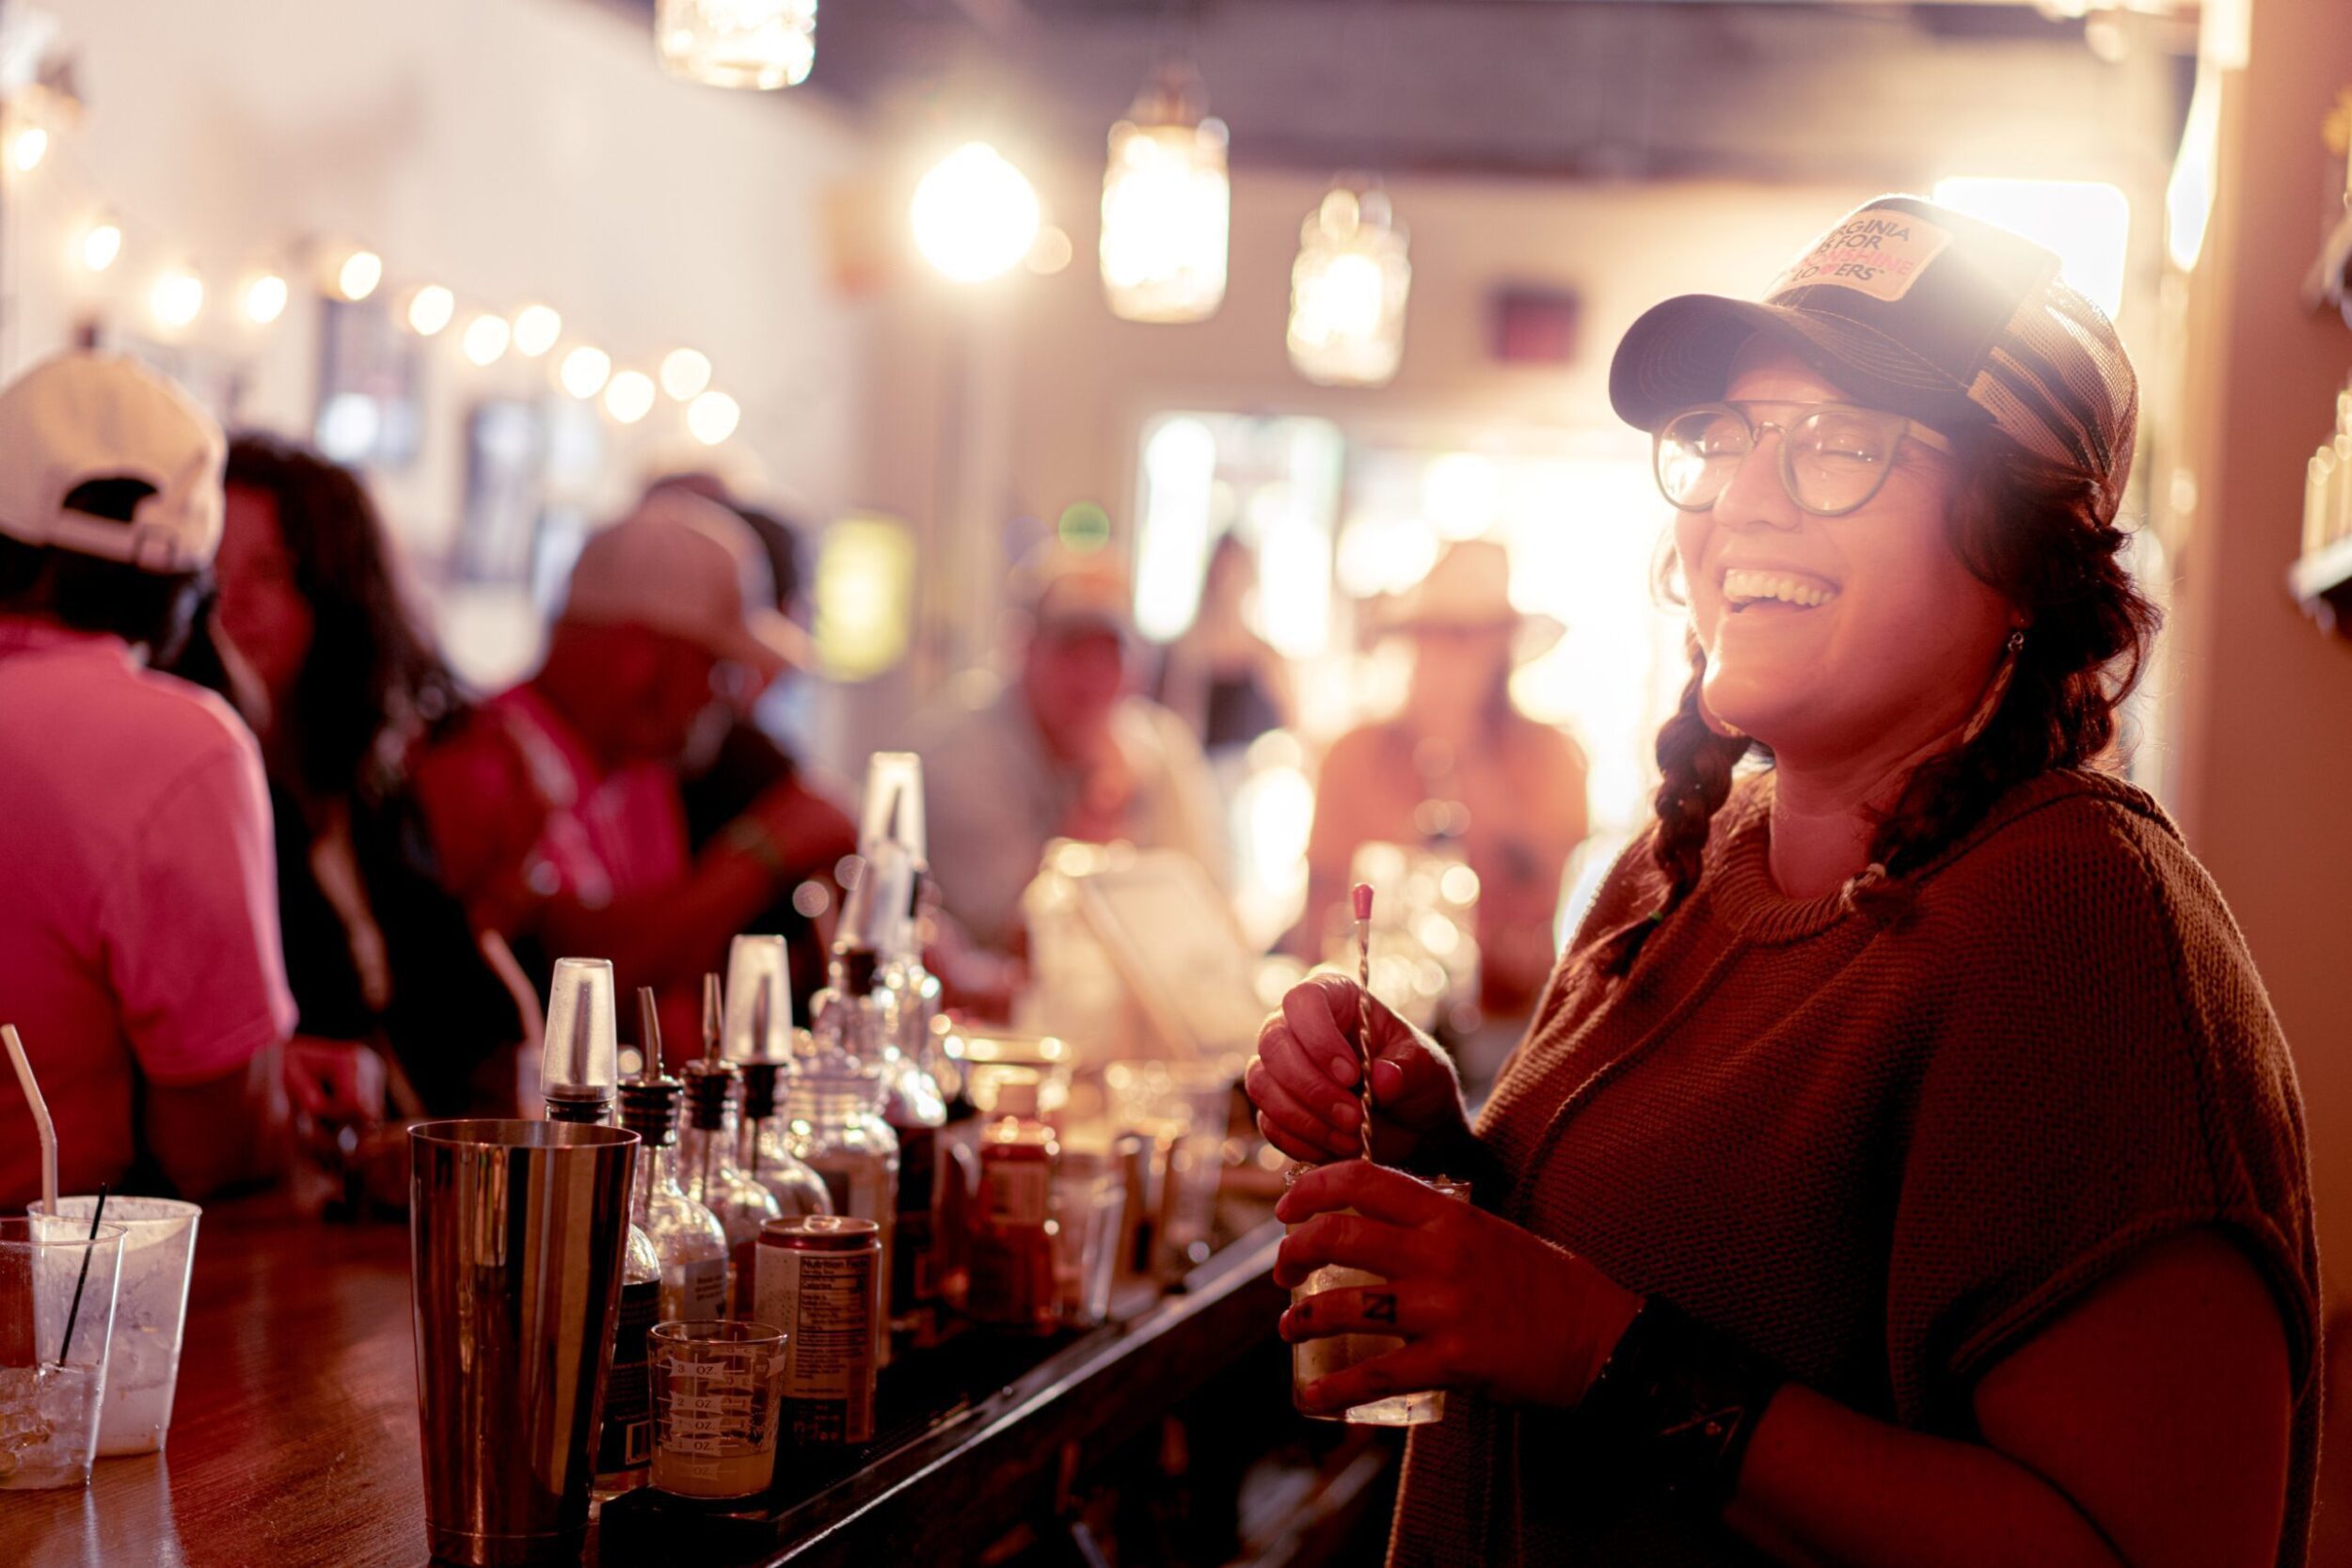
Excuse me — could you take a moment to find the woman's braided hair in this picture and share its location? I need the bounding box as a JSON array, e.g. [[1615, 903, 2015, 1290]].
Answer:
[[1592, 427, 2162, 978]]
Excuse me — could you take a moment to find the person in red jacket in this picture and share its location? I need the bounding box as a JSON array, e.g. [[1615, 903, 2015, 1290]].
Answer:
[[1256, 197, 2317, 1568]]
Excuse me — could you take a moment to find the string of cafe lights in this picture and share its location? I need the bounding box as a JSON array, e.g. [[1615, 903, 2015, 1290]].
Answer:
[[11, 122, 743, 449]]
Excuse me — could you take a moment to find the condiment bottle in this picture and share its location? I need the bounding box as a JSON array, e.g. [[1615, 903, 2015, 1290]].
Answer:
[[678, 975, 783, 1316], [967, 1071, 1058, 1335]]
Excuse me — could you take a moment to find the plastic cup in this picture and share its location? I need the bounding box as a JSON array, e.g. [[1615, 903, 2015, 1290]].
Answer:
[[29, 1196, 199, 1455], [0, 1216, 127, 1489], [1050, 1153, 1126, 1328], [648, 1320, 787, 1501], [1286, 1171, 1470, 1427]]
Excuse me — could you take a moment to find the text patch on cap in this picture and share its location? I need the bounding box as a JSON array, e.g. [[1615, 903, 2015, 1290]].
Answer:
[[1766, 214, 1955, 305]]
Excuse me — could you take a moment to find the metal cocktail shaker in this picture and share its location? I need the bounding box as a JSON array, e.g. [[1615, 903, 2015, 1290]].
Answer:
[[409, 1118, 639, 1566]]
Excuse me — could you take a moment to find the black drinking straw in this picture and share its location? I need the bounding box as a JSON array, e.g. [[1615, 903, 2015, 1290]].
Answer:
[[56, 1183, 108, 1369]]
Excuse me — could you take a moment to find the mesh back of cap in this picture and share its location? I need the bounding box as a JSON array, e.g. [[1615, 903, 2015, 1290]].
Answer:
[[1967, 278, 2137, 524]]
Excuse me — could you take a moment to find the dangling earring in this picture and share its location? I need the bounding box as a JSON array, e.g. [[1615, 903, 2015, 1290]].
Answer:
[[1958, 626, 2026, 747]]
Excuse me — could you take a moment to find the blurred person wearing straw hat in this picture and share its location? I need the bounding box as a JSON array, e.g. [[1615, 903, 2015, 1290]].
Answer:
[[1301, 537, 1589, 1022], [408, 487, 854, 1067], [0, 352, 293, 1206], [1257, 198, 2313, 1568]]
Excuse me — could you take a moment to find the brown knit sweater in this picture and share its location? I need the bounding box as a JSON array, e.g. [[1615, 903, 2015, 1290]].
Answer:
[[1387, 768, 2320, 1567]]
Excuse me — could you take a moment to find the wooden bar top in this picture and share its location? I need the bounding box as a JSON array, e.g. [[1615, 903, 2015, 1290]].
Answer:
[[4, 1196, 1285, 1568]]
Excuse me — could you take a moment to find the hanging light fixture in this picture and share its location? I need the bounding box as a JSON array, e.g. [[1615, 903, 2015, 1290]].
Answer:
[[1286, 181, 1411, 388], [656, 0, 818, 90], [1099, 59, 1230, 324]]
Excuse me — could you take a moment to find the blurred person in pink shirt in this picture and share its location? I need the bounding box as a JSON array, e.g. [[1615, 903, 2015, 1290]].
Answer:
[[0, 353, 294, 1207]]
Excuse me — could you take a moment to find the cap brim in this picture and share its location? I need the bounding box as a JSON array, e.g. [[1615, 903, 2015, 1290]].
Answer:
[[721, 610, 811, 681], [1609, 294, 1988, 436], [1376, 608, 1565, 665]]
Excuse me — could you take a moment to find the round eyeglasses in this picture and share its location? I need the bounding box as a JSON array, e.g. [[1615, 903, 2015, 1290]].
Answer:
[[1653, 401, 1954, 518]]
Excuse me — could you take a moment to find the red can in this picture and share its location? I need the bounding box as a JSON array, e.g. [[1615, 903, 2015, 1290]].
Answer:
[[754, 1215, 882, 1444]]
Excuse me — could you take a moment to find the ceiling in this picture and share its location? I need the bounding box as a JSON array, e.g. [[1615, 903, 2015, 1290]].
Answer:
[[612, 0, 2195, 186]]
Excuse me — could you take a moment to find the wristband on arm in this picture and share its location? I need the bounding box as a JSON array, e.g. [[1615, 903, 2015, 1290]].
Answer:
[[1578, 1295, 1788, 1514]]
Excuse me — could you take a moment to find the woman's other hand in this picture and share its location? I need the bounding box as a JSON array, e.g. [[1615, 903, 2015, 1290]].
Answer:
[[1247, 973, 1470, 1166], [1275, 1160, 1639, 1413]]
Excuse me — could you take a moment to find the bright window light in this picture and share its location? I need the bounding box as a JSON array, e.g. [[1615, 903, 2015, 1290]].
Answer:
[[1931, 177, 2131, 319], [1134, 416, 1219, 641], [2166, 69, 2221, 273]]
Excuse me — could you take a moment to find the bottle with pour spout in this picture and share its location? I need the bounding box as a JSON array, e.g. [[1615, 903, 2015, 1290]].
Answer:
[[721, 934, 834, 1222], [617, 988, 730, 1324], [678, 974, 784, 1316], [787, 940, 900, 1368], [539, 959, 663, 1501]]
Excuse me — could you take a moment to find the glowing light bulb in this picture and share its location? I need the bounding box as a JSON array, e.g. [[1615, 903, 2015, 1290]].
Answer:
[[660, 348, 712, 402], [151, 269, 204, 330], [336, 250, 384, 302], [79, 221, 123, 273], [243, 273, 290, 325], [688, 389, 741, 445], [405, 284, 455, 337], [561, 345, 612, 399], [605, 371, 656, 424], [9, 126, 48, 173], [911, 143, 1041, 283], [513, 304, 562, 358], [461, 312, 511, 366]]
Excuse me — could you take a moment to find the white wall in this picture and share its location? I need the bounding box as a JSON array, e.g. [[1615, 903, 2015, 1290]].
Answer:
[[9, 0, 873, 619]]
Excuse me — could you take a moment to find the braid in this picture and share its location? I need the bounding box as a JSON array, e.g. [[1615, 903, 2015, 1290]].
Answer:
[[1593, 638, 1752, 977]]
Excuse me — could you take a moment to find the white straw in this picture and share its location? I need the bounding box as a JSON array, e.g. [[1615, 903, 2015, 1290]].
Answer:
[[4, 1025, 58, 1214]]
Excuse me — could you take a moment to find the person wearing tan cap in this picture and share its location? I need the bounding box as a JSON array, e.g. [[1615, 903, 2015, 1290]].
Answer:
[[0, 352, 293, 1205], [1302, 538, 1590, 1022], [910, 543, 1226, 956], [410, 489, 853, 1057]]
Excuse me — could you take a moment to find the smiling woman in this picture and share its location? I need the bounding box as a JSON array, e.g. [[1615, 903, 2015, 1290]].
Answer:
[[1251, 194, 2317, 1568]]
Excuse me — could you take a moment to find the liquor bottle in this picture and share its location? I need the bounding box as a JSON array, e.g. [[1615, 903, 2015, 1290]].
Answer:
[[967, 1071, 1058, 1335], [618, 990, 730, 1325], [786, 982, 899, 1368], [538, 959, 663, 1500], [678, 974, 783, 1317], [720, 935, 834, 1222]]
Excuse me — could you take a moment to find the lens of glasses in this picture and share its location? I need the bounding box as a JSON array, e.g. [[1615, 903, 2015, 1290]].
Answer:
[[1655, 404, 1904, 515]]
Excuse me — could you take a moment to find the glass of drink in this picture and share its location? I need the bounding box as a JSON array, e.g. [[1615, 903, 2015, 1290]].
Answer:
[[0, 1215, 127, 1489], [1286, 1170, 1470, 1427], [1050, 1151, 1126, 1328], [31, 1196, 199, 1455], [648, 1319, 788, 1501]]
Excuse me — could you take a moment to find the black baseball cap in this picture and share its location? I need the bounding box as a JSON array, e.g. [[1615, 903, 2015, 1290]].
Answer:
[[1610, 195, 2138, 523]]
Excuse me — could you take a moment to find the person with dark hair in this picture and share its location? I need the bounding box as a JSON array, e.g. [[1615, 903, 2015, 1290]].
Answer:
[[192, 433, 533, 1116], [1254, 198, 2317, 1567], [0, 353, 293, 1205]]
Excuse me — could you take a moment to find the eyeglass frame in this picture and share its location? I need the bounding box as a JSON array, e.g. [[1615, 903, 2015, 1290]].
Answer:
[[1651, 400, 1956, 519]]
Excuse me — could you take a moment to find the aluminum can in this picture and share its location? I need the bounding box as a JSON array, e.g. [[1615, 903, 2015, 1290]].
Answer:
[[754, 1215, 881, 1444]]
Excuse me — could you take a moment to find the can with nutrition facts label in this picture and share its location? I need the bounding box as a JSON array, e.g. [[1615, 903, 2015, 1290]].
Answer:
[[754, 1215, 882, 1444]]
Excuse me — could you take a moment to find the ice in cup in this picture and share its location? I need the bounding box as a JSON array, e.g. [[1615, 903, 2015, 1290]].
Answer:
[[648, 1320, 788, 1501], [32, 1196, 199, 1455], [0, 1215, 126, 1489], [1286, 1171, 1470, 1427]]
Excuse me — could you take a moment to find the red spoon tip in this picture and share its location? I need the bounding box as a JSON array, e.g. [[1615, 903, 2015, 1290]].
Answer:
[[1351, 882, 1375, 922]]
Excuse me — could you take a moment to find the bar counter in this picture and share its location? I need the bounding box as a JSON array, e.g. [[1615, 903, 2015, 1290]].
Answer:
[[8, 1196, 1289, 1568]]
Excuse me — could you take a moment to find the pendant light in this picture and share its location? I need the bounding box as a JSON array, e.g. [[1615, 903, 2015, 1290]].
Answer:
[[1287, 181, 1410, 388], [1099, 59, 1230, 324], [655, 0, 818, 90]]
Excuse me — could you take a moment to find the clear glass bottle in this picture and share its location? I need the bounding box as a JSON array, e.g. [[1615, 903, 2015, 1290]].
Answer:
[[617, 1069, 731, 1325], [740, 1059, 834, 1220], [785, 1049, 899, 1369], [679, 1056, 784, 1318]]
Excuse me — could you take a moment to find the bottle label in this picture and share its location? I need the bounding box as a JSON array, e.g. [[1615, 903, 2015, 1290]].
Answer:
[[596, 1278, 660, 1475], [756, 1244, 879, 1444], [668, 1256, 728, 1321], [985, 1160, 1052, 1228]]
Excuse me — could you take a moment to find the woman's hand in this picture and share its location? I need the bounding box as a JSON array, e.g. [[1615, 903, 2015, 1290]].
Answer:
[[1247, 973, 1470, 1166], [1275, 1161, 1640, 1414]]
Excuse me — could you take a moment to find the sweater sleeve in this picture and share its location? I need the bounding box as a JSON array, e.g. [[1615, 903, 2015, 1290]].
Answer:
[[1883, 800, 2319, 1432]]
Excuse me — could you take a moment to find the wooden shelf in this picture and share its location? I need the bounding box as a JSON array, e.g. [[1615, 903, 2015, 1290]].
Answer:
[[2290, 532, 2352, 635]]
